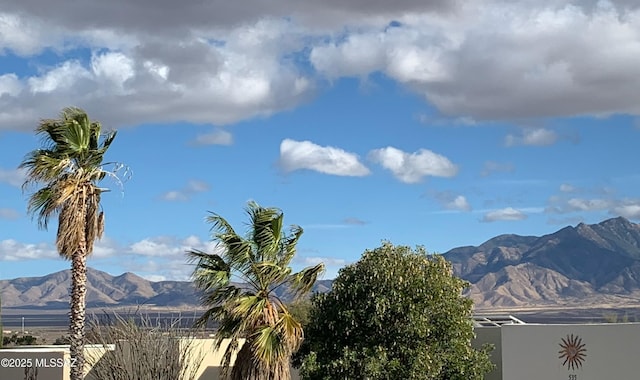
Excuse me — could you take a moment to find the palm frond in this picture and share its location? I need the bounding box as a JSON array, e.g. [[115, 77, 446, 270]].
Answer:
[[277, 309, 304, 351], [229, 295, 268, 326], [253, 261, 287, 288], [287, 263, 325, 301], [252, 325, 288, 366], [83, 188, 102, 251], [218, 233, 255, 273], [193, 307, 221, 329], [206, 212, 237, 235], [206, 212, 257, 271], [20, 150, 74, 187], [247, 202, 282, 261], [187, 249, 231, 289], [26, 187, 58, 229], [65, 118, 91, 153], [220, 336, 241, 378], [98, 130, 117, 155], [202, 287, 244, 315], [277, 225, 303, 267], [56, 183, 89, 258]]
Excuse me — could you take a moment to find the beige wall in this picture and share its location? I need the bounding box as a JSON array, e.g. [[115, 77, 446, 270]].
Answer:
[[0, 347, 70, 380], [2, 332, 500, 380], [183, 339, 299, 380], [3, 340, 300, 380], [501, 323, 640, 380], [85, 338, 300, 380], [4, 334, 497, 380]]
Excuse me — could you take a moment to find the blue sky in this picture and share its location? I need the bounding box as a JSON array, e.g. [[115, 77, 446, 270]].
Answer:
[[1, 0, 640, 281]]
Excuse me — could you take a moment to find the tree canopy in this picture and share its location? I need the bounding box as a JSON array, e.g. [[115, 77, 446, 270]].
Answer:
[[295, 242, 494, 380]]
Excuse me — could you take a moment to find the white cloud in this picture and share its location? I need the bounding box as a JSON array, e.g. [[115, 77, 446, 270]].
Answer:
[[480, 161, 515, 177], [431, 190, 471, 211], [299, 256, 347, 267], [0, 74, 23, 97], [0, 235, 120, 261], [368, 146, 458, 183], [129, 237, 177, 256], [0, 208, 20, 220], [91, 52, 135, 92], [560, 183, 577, 193], [185, 180, 209, 193], [141, 274, 167, 282], [160, 180, 210, 201], [482, 207, 527, 222], [613, 203, 640, 219], [310, 33, 387, 78], [28, 61, 92, 94], [505, 128, 559, 147], [448, 195, 471, 211], [308, 2, 640, 121], [123, 236, 225, 281], [343, 217, 368, 225], [566, 198, 612, 212], [0, 234, 225, 280], [192, 129, 233, 145], [120, 258, 195, 282], [0, 238, 330, 280], [545, 195, 640, 219], [0, 168, 27, 187], [92, 237, 120, 258], [1, 19, 314, 130], [160, 191, 187, 202], [417, 113, 478, 127], [279, 139, 370, 177], [2, 1, 640, 129], [0, 13, 65, 56], [0, 239, 57, 261], [129, 235, 219, 257]]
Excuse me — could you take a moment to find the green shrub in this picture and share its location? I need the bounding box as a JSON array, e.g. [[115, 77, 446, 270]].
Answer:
[[295, 242, 494, 380]]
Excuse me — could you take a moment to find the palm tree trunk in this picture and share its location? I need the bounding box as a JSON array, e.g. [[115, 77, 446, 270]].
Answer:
[[231, 341, 291, 380], [69, 249, 87, 380]]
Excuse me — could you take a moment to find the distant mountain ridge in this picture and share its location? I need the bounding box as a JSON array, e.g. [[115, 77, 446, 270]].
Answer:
[[444, 216, 640, 308], [2, 217, 640, 310], [0, 268, 332, 309]]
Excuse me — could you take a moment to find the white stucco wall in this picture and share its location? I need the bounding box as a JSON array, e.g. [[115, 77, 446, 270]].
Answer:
[[501, 323, 640, 380]]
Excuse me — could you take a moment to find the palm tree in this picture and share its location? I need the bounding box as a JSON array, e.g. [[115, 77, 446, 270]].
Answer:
[[20, 107, 125, 380], [188, 201, 325, 380]]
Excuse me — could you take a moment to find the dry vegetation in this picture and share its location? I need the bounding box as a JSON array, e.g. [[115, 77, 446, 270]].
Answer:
[[85, 313, 206, 380]]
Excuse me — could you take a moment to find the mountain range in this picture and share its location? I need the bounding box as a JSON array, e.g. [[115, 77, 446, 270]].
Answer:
[[445, 216, 640, 308], [2, 217, 640, 310], [0, 267, 333, 310]]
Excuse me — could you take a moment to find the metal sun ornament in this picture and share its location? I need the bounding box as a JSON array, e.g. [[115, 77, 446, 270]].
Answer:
[[558, 334, 587, 370]]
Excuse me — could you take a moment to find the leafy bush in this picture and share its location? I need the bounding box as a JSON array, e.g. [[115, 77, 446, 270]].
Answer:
[[53, 335, 71, 345], [3, 334, 38, 346], [295, 242, 494, 380]]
